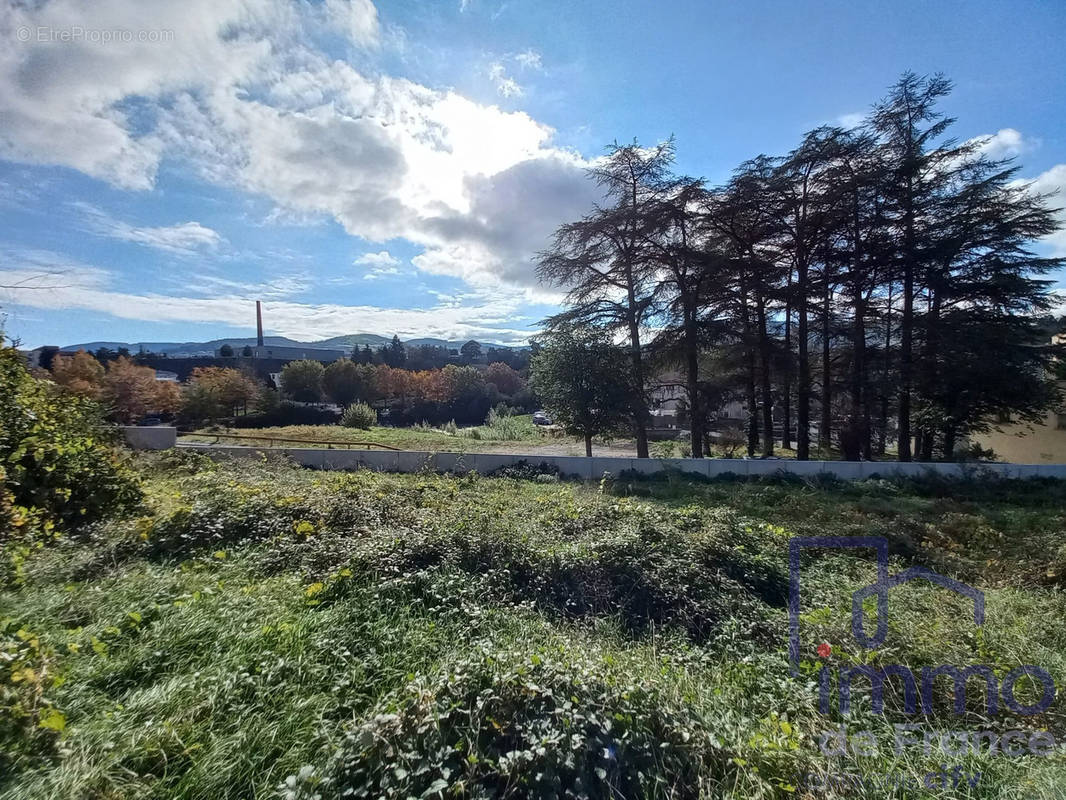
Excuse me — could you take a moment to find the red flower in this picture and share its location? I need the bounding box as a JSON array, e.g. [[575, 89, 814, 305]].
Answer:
[[817, 642, 832, 659]]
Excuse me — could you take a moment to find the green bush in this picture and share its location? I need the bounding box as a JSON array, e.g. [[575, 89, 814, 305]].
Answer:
[[341, 402, 377, 430], [0, 342, 141, 549], [328, 649, 727, 799]]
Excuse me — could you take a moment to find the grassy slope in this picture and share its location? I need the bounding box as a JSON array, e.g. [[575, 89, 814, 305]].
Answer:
[[2, 455, 1065, 798], [184, 418, 555, 453]]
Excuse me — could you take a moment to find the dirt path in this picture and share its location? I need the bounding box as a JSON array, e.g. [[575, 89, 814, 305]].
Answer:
[[476, 440, 639, 457]]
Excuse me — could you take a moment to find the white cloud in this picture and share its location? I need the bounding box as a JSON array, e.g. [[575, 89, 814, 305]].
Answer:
[[0, 0, 597, 295], [514, 49, 542, 71], [488, 62, 523, 98], [1020, 163, 1066, 257], [354, 250, 401, 267], [0, 256, 533, 345], [74, 203, 223, 254], [967, 128, 1034, 161], [355, 250, 404, 280], [837, 112, 866, 130], [324, 0, 380, 46], [182, 272, 311, 299]]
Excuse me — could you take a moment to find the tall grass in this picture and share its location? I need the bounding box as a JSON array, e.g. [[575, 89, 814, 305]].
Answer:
[[2, 453, 1064, 798]]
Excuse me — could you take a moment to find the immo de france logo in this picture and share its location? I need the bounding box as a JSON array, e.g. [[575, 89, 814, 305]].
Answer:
[[788, 536, 1056, 720]]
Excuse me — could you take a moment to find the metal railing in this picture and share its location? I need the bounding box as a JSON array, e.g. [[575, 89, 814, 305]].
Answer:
[[178, 430, 401, 451]]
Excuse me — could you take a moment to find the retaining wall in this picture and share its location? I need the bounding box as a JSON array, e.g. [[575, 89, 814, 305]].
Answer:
[[123, 426, 178, 450], [175, 443, 1066, 480]]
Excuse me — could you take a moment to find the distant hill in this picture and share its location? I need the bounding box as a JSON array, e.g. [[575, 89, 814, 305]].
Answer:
[[60, 333, 527, 355], [310, 334, 390, 350], [61, 336, 311, 357]]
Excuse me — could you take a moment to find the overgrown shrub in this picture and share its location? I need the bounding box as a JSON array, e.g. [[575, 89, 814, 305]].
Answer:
[[341, 402, 378, 430], [327, 649, 728, 798], [489, 460, 561, 480], [0, 619, 65, 775], [0, 342, 141, 550], [230, 403, 340, 429]]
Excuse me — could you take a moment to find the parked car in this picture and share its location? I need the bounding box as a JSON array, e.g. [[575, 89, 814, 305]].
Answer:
[[137, 417, 162, 426], [532, 411, 553, 425]]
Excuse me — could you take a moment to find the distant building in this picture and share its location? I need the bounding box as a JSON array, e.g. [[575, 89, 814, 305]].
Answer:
[[154, 369, 180, 382], [648, 372, 685, 430], [218, 345, 345, 363], [25, 345, 60, 369], [215, 300, 345, 363]]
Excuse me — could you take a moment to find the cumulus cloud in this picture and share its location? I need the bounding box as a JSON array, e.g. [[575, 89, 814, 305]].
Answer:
[[967, 128, 1034, 161], [354, 250, 400, 267], [355, 250, 404, 279], [0, 0, 597, 299], [74, 203, 223, 254], [1020, 163, 1066, 257], [323, 0, 380, 46]]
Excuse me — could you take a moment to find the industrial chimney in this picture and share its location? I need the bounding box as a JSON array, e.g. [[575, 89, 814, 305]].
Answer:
[[256, 300, 264, 347]]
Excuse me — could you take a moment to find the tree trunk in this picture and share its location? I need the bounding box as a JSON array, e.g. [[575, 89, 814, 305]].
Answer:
[[683, 299, 703, 459], [919, 430, 934, 462], [756, 292, 774, 457], [942, 425, 957, 461], [918, 283, 942, 462], [626, 307, 650, 460], [745, 360, 758, 458], [585, 433, 593, 458], [819, 282, 832, 452], [782, 271, 793, 450], [848, 189, 869, 461], [848, 288, 866, 462], [797, 262, 811, 460], [897, 185, 915, 462], [876, 283, 893, 457], [741, 283, 758, 457]]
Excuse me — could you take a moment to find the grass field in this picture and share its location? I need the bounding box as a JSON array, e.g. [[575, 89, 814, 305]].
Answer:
[[2, 454, 1065, 798], [183, 418, 627, 456]]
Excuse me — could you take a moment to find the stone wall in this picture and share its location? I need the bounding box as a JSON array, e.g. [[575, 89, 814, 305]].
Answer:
[[122, 426, 178, 450], [175, 443, 1066, 480]]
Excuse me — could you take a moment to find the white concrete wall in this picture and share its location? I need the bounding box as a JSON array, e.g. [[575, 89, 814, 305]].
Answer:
[[175, 443, 1066, 480], [122, 426, 178, 450]]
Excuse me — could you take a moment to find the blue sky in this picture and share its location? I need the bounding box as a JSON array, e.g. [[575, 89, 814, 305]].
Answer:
[[1, 0, 1064, 349]]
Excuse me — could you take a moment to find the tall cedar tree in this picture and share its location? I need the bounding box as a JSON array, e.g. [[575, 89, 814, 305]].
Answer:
[[771, 128, 848, 460], [537, 140, 679, 458], [870, 72, 966, 460], [645, 179, 719, 458], [705, 159, 784, 457]]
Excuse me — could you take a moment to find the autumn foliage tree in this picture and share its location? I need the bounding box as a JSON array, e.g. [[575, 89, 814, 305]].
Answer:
[[186, 367, 259, 417], [484, 362, 524, 396], [50, 350, 104, 398], [100, 357, 166, 423]]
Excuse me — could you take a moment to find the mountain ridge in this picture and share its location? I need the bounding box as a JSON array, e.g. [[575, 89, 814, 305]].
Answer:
[[59, 334, 527, 356]]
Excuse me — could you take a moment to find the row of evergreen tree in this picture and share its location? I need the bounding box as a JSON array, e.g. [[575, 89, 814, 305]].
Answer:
[[537, 73, 1063, 461]]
